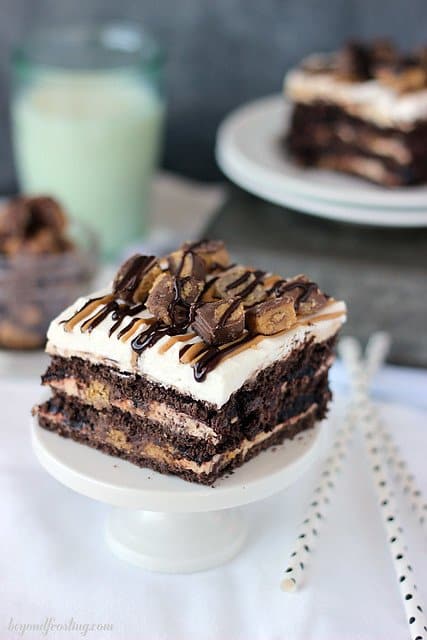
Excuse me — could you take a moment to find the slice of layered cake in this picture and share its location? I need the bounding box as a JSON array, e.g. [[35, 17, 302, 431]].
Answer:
[[285, 39, 427, 186], [34, 240, 346, 484]]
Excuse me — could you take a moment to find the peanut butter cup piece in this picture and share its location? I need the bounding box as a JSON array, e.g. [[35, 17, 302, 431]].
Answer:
[[375, 57, 427, 93], [246, 296, 296, 335], [181, 240, 230, 272], [214, 265, 266, 307], [335, 41, 372, 81], [192, 299, 244, 346], [113, 254, 161, 304], [146, 273, 203, 325], [274, 275, 328, 316], [167, 248, 207, 280]]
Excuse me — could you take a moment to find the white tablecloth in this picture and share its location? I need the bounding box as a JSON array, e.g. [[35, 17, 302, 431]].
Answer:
[[1, 362, 426, 640]]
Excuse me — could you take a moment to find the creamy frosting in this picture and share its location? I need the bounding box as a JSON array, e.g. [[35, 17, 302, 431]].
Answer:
[[285, 54, 427, 129], [46, 289, 346, 408]]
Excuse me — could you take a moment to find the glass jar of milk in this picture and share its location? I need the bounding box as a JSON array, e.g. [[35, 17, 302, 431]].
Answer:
[[11, 23, 165, 257]]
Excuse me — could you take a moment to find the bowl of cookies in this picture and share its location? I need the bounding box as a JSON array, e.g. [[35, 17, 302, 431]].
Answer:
[[0, 195, 98, 350]]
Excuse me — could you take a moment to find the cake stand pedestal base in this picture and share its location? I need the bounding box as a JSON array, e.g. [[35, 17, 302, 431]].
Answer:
[[107, 508, 247, 573]]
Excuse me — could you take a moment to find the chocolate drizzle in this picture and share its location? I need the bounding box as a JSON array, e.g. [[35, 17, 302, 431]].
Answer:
[[192, 333, 259, 382], [270, 279, 318, 310], [108, 303, 146, 337], [81, 300, 120, 333], [221, 268, 265, 301], [114, 255, 157, 301], [168, 278, 188, 325], [239, 270, 264, 299], [225, 270, 253, 291], [173, 240, 204, 276], [117, 317, 144, 340], [218, 298, 242, 327], [62, 293, 151, 339], [131, 322, 187, 354], [179, 343, 192, 360], [79, 300, 150, 336]]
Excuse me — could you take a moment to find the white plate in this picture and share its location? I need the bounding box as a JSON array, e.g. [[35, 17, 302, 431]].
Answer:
[[265, 186, 427, 227], [216, 95, 427, 225]]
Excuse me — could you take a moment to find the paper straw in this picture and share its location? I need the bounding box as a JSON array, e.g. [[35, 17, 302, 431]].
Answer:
[[358, 332, 426, 534], [340, 340, 427, 640], [377, 411, 427, 535], [280, 334, 387, 593], [364, 332, 391, 381], [280, 404, 356, 592]]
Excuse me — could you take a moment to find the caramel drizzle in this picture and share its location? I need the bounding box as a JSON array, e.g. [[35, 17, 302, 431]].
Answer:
[[118, 317, 153, 342], [108, 303, 146, 337], [61, 293, 152, 339], [61, 295, 113, 332], [295, 309, 345, 326], [179, 341, 206, 364], [81, 300, 120, 333], [159, 333, 196, 355]]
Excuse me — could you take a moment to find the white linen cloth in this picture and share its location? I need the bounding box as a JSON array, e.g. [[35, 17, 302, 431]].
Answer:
[[1, 363, 426, 640]]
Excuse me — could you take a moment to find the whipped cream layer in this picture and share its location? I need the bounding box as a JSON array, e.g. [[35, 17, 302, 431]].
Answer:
[[285, 55, 427, 129], [46, 290, 346, 408]]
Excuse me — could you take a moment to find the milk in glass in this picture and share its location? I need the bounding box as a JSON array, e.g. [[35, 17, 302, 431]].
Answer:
[[12, 70, 164, 256]]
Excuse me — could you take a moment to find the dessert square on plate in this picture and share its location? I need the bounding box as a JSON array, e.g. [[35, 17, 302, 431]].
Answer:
[[34, 240, 346, 484], [285, 39, 427, 186]]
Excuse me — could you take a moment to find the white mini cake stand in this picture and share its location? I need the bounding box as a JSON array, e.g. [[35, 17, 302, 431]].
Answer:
[[31, 414, 325, 573]]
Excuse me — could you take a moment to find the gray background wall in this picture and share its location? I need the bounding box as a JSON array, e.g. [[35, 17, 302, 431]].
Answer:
[[0, 0, 425, 190]]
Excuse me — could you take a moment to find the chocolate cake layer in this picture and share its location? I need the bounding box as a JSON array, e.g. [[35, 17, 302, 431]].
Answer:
[[42, 336, 336, 444], [287, 102, 427, 186], [35, 335, 333, 484], [36, 395, 319, 484], [37, 359, 330, 463]]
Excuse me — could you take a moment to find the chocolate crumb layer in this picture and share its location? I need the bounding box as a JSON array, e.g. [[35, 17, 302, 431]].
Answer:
[[42, 336, 336, 442], [36, 400, 318, 485], [286, 102, 427, 186]]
